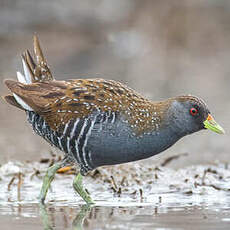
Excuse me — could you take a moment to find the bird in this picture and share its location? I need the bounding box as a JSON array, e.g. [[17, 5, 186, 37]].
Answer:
[[3, 36, 225, 204]]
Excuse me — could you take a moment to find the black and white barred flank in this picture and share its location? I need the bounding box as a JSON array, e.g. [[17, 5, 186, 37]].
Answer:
[[26, 110, 117, 175]]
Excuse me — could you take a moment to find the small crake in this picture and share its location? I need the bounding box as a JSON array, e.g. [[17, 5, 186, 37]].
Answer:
[[3, 36, 225, 204]]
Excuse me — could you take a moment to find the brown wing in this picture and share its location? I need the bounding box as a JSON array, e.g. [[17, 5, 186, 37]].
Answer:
[[4, 78, 151, 131], [3, 95, 24, 110], [3, 35, 165, 135]]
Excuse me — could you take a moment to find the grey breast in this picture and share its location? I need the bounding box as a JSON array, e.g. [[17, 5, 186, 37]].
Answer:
[[87, 112, 183, 169]]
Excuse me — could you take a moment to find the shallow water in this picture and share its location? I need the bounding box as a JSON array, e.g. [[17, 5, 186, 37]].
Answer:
[[1, 203, 230, 230], [0, 161, 230, 229]]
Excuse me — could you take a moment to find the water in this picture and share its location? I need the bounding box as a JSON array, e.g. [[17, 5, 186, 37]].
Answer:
[[0, 161, 230, 229], [1, 203, 230, 230]]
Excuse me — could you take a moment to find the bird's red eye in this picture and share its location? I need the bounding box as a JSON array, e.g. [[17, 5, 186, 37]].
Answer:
[[190, 107, 198, 116]]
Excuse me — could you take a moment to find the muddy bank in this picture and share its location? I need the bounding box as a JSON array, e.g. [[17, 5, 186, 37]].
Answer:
[[0, 160, 230, 204], [0, 160, 230, 229]]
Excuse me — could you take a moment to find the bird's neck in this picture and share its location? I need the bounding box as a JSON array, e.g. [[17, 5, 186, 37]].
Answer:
[[127, 99, 188, 159], [125, 99, 171, 136]]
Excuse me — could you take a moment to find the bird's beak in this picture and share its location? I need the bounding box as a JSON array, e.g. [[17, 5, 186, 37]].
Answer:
[[203, 114, 225, 134]]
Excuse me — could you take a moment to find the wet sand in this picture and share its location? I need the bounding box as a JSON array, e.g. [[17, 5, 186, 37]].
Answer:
[[0, 161, 230, 229]]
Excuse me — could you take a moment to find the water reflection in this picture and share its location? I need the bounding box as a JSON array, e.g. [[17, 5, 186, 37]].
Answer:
[[72, 205, 91, 230], [0, 202, 230, 230], [40, 204, 92, 230], [37, 202, 230, 230], [39, 203, 160, 230]]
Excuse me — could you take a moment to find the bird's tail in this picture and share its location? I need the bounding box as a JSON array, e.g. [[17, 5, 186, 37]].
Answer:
[[3, 35, 54, 111], [19, 35, 53, 84]]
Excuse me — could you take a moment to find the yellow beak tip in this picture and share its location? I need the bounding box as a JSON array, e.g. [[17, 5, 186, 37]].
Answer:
[[203, 115, 225, 135], [219, 128, 225, 135]]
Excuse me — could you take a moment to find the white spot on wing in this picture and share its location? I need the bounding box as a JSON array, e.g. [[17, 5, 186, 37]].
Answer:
[[111, 112, 116, 123], [22, 58, 32, 84], [57, 137, 63, 151], [82, 116, 96, 169], [66, 137, 71, 153], [70, 119, 80, 138], [16, 72, 27, 84], [62, 122, 69, 138], [13, 93, 33, 111]]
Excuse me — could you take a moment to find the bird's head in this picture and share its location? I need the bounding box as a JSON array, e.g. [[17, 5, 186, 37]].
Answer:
[[166, 95, 225, 136]]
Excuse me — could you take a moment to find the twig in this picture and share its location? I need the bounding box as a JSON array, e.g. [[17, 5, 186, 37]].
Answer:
[[201, 170, 208, 185], [40, 158, 50, 164], [139, 188, 143, 201], [17, 172, 23, 201], [8, 176, 15, 191], [30, 168, 41, 180], [110, 176, 117, 190], [161, 153, 188, 167]]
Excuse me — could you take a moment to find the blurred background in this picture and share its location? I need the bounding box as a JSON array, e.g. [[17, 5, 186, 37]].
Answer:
[[0, 0, 229, 167]]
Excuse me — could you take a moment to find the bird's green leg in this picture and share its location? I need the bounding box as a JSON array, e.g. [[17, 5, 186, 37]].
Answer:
[[39, 203, 53, 230], [38, 161, 66, 203], [72, 204, 92, 230], [73, 173, 94, 204]]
